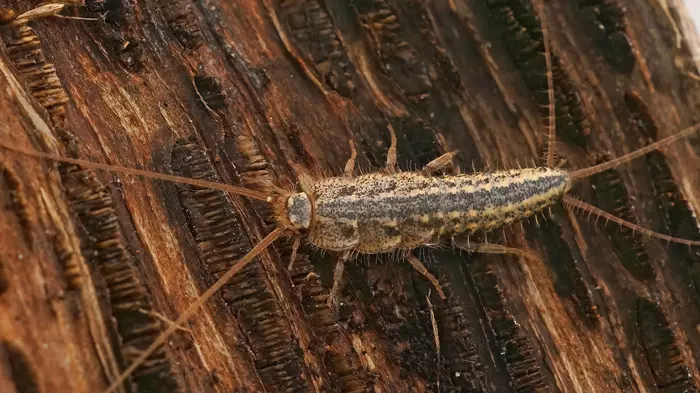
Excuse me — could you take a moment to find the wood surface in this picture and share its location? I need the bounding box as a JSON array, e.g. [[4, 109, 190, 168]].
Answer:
[[1, 0, 700, 392]]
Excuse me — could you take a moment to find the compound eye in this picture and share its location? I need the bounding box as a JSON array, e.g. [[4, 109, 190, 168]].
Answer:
[[287, 193, 312, 229]]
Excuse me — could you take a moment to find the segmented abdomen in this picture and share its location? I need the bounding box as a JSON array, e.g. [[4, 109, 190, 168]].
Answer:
[[308, 167, 570, 253]]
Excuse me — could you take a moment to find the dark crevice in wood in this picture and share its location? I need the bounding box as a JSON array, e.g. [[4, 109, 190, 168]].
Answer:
[[438, 281, 489, 393], [0, 257, 8, 295], [289, 256, 369, 393], [114, 38, 143, 72], [2, 20, 181, 393], [637, 298, 699, 393], [590, 165, 654, 280], [357, 258, 446, 389], [61, 164, 181, 392], [193, 71, 228, 111], [469, 260, 553, 393], [625, 91, 700, 300], [0, 165, 33, 247], [1, 341, 39, 393], [171, 139, 312, 392], [155, 0, 204, 50], [577, 0, 635, 73], [353, 0, 433, 103], [86, 0, 127, 27], [526, 208, 601, 328], [393, 116, 442, 170], [276, 0, 356, 97], [484, 0, 589, 148]]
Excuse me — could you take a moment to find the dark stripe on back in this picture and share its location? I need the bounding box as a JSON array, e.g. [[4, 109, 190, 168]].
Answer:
[[315, 172, 567, 222]]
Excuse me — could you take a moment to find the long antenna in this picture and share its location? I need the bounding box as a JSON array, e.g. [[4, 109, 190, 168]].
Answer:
[[0, 141, 271, 201], [570, 123, 700, 180], [540, 5, 557, 168], [563, 196, 700, 246], [103, 227, 284, 393]]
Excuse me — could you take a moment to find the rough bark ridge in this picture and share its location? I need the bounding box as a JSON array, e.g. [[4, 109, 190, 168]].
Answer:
[[1, 0, 700, 392]]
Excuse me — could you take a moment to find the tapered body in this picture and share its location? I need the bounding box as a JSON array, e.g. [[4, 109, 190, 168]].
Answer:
[[308, 167, 570, 253]]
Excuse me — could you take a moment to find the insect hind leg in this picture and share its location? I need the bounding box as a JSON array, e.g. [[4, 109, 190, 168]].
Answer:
[[326, 251, 352, 309], [406, 253, 446, 299], [453, 237, 539, 261]]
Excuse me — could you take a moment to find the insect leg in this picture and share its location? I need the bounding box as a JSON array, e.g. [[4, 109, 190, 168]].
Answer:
[[286, 236, 302, 271], [326, 250, 352, 308], [453, 238, 538, 261], [385, 124, 398, 173], [421, 151, 457, 177], [406, 253, 446, 299], [344, 139, 357, 177], [426, 291, 441, 390]]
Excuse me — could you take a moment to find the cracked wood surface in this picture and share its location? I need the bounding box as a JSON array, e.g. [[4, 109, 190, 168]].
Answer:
[[1, 0, 700, 392]]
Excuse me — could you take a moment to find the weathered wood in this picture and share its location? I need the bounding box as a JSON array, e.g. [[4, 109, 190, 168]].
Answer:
[[1, 0, 700, 392]]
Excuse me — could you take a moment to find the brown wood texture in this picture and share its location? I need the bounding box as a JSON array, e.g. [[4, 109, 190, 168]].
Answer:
[[1, 0, 700, 392]]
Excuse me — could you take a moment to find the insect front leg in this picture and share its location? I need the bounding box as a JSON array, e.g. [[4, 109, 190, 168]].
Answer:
[[385, 124, 398, 173], [327, 250, 352, 309], [344, 139, 357, 177], [405, 253, 446, 299], [286, 236, 302, 271]]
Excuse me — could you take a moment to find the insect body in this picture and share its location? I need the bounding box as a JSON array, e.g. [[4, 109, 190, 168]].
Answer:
[[286, 168, 569, 252], [266, 133, 572, 303]]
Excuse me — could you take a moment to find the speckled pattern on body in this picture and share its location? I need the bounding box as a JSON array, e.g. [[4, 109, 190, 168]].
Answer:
[[307, 167, 570, 253]]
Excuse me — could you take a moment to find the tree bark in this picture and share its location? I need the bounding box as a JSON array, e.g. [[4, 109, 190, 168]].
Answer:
[[1, 0, 700, 392]]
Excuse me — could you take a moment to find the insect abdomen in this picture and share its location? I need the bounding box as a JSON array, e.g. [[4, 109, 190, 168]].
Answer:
[[308, 167, 570, 253]]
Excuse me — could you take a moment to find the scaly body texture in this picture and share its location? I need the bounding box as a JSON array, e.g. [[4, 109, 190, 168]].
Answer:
[[308, 167, 570, 253]]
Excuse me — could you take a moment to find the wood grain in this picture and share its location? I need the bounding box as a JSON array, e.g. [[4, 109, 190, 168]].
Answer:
[[1, 0, 700, 392]]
